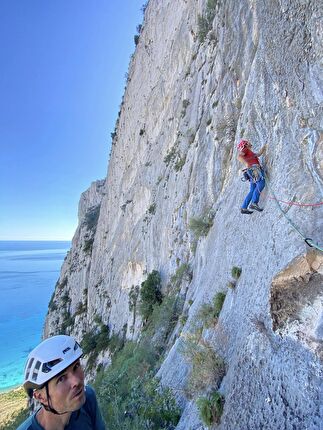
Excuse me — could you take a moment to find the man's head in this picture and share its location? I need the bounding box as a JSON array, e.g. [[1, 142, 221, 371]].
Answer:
[[23, 335, 85, 414], [237, 139, 251, 152]]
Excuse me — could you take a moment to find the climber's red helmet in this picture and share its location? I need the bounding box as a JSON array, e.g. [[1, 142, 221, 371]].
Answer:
[[237, 139, 250, 152]]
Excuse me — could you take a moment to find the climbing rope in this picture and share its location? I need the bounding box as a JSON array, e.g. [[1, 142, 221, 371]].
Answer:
[[265, 196, 323, 207], [241, 171, 323, 207], [262, 173, 323, 252]]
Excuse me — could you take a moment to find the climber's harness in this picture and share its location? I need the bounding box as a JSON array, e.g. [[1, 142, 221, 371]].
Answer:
[[241, 164, 264, 183]]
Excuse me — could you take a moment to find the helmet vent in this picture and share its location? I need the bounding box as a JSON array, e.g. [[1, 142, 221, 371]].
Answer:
[[62, 346, 71, 354], [74, 341, 80, 351], [26, 358, 34, 371], [42, 358, 62, 373]]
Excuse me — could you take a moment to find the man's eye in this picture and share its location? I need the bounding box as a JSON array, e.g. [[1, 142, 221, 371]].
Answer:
[[57, 375, 66, 383], [74, 362, 80, 370]]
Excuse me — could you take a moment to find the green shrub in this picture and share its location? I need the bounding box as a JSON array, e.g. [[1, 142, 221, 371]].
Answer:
[[205, 0, 217, 22], [197, 0, 217, 43], [174, 154, 186, 172], [96, 325, 110, 351], [81, 325, 110, 355], [139, 270, 163, 321], [108, 333, 125, 354], [83, 205, 101, 231], [74, 301, 87, 316], [180, 314, 188, 326], [164, 146, 177, 165], [94, 340, 180, 430], [213, 292, 226, 317], [61, 292, 70, 306], [181, 335, 225, 395], [171, 263, 192, 288], [2, 407, 29, 430], [197, 391, 224, 426], [196, 293, 225, 328], [231, 266, 242, 280], [60, 311, 74, 333], [148, 203, 156, 215], [197, 15, 209, 43], [189, 212, 214, 238], [134, 34, 140, 45], [144, 294, 184, 346], [92, 282, 184, 429], [82, 331, 98, 355], [83, 238, 94, 254], [197, 303, 218, 328]]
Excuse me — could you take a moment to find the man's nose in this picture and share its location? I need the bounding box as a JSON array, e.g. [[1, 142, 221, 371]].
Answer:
[[69, 372, 83, 388]]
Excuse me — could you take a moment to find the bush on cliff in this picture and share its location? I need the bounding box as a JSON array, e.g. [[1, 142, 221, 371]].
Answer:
[[197, 0, 217, 43], [197, 391, 224, 426], [93, 286, 184, 429], [139, 270, 163, 321], [94, 340, 180, 429], [189, 210, 214, 239], [181, 333, 225, 396]]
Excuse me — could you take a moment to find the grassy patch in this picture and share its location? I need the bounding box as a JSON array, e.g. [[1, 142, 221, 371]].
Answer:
[[95, 342, 180, 429], [231, 266, 242, 280], [197, 0, 218, 43], [93, 292, 184, 429], [189, 210, 214, 239], [164, 146, 177, 166], [0, 388, 28, 429], [197, 391, 224, 426], [181, 334, 225, 396]]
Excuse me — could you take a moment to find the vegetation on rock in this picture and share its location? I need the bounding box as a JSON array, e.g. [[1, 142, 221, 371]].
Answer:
[[197, 391, 224, 426]]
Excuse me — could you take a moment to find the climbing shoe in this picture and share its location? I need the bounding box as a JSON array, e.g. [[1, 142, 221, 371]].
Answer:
[[249, 203, 264, 212], [241, 208, 253, 214]]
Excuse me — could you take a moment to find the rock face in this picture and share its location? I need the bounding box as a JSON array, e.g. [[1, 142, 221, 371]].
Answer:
[[44, 0, 323, 428]]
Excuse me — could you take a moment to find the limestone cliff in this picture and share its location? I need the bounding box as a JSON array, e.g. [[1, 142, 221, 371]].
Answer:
[[44, 0, 323, 428]]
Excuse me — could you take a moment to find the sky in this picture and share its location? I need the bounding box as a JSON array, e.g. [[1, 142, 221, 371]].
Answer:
[[0, 0, 145, 240]]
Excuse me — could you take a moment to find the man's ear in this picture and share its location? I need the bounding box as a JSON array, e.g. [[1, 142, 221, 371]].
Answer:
[[33, 388, 48, 405]]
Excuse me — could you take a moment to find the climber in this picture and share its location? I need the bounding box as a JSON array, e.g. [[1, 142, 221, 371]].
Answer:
[[237, 139, 267, 214], [18, 335, 106, 430]]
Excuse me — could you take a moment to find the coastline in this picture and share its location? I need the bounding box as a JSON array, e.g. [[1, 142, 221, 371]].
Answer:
[[0, 383, 23, 394], [0, 386, 28, 426]]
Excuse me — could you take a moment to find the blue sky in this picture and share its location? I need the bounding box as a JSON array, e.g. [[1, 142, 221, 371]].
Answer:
[[0, 0, 145, 240]]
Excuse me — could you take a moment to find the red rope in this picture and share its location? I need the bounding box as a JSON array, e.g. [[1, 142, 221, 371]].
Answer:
[[265, 196, 323, 207]]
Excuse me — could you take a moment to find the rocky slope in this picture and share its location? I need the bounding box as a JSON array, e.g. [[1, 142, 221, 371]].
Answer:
[[44, 0, 323, 428]]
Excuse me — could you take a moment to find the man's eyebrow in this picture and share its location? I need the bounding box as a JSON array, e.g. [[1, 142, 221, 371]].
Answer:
[[53, 368, 67, 381], [53, 359, 81, 381]]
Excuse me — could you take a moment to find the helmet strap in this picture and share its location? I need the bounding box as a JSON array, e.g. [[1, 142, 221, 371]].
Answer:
[[42, 383, 69, 416]]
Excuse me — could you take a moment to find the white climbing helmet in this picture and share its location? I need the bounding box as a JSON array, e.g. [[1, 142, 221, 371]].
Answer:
[[23, 335, 83, 393]]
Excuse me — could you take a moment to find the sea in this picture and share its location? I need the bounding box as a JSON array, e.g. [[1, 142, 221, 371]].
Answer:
[[0, 241, 70, 392]]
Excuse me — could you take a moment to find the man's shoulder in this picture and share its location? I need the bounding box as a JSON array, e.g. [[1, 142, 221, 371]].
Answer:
[[85, 385, 96, 399], [83, 385, 98, 412], [16, 414, 34, 430]]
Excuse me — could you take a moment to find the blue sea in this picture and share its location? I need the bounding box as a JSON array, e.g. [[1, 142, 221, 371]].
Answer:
[[0, 241, 70, 392]]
